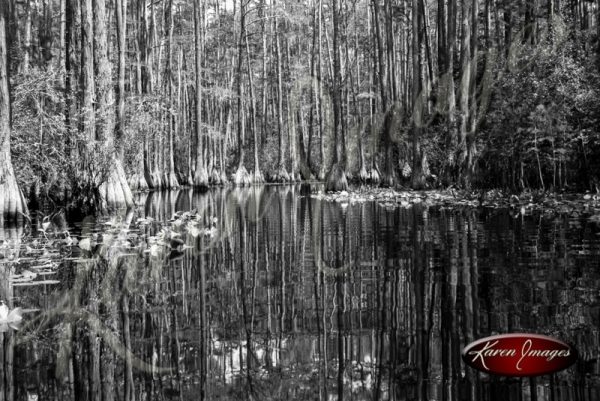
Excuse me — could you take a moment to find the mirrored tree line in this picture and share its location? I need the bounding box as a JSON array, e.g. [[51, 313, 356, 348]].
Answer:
[[1, 187, 598, 400]]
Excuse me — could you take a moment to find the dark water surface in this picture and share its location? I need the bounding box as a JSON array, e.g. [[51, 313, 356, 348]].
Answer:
[[1, 185, 599, 400]]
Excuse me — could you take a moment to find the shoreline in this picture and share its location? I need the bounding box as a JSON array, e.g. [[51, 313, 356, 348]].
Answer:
[[311, 187, 600, 217]]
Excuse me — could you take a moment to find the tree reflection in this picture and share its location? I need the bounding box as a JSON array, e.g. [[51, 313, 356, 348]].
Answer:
[[1, 187, 599, 400]]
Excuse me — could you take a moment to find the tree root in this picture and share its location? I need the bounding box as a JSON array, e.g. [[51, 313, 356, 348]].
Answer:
[[252, 169, 265, 184], [219, 170, 229, 185], [0, 167, 28, 225], [270, 167, 290, 183], [325, 163, 348, 192], [358, 165, 369, 183], [143, 167, 155, 189], [369, 168, 381, 185], [233, 165, 252, 186], [99, 159, 134, 209], [193, 166, 209, 189], [151, 169, 163, 190], [128, 174, 148, 191], [161, 171, 179, 189], [209, 168, 221, 185]]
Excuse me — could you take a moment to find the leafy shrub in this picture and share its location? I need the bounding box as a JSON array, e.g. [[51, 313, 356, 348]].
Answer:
[[478, 32, 600, 191], [11, 68, 69, 202], [11, 68, 119, 210]]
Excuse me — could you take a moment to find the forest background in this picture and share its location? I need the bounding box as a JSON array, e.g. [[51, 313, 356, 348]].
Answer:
[[1, 0, 600, 222]]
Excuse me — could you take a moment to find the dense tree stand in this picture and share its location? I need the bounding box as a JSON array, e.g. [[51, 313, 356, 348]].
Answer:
[[3, 0, 600, 208]]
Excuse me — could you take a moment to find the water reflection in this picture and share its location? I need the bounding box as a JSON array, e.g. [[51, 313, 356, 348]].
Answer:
[[1, 185, 599, 400]]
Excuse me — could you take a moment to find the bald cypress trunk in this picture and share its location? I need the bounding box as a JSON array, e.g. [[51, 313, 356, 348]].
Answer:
[[163, 0, 179, 188], [465, 0, 479, 186], [81, 0, 95, 144], [128, 0, 150, 190], [22, 0, 32, 74], [233, 0, 251, 185], [411, 0, 426, 189], [94, 0, 133, 209], [115, 0, 127, 159], [65, 0, 80, 175], [457, 0, 472, 187], [445, 0, 458, 180], [317, 0, 325, 180], [325, 0, 348, 192], [193, 0, 209, 188], [272, 0, 289, 182], [0, 0, 28, 224], [246, 34, 263, 183]]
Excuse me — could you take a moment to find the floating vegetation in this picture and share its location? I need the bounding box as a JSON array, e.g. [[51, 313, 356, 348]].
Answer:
[[313, 188, 600, 221]]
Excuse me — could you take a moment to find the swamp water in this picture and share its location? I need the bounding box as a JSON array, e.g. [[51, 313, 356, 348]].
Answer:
[[0, 184, 599, 400]]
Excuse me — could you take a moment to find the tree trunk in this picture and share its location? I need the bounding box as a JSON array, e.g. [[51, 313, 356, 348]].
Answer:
[[261, 0, 268, 148], [317, 0, 326, 180], [115, 0, 127, 158], [23, 0, 32, 73], [457, 0, 472, 187], [0, 0, 28, 224], [150, 1, 163, 188], [465, 0, 478, 185], [82, 0, 95, 143], [234, 0, 251, 185], [411, 0, 426, 188], [246, 34, 263, 183], [272, 0, 289, 182], [306, 0, 319, 179], [164, 0, 179, 189], [65, 0, 81, 167], [372, 0, 396, 187], [367, 4, 381, 184], [193, 0, 209, 188], [129, 0, 149, 190], [325, 0, 349, 192], [139, 0, 155, 189], [372, 0, 388, 108], [445, 0, 458, 180], [94, 0, 133, 208]]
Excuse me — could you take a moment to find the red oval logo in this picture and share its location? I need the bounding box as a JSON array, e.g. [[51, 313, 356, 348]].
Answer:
[[462, 333, 578, 377]]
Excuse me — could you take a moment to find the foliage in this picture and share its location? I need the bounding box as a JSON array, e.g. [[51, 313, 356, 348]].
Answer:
[[478, 33, 600, 191], [122, 93, 165, 173], [11, 68, 69, 201], [11, 68, 121, 211]]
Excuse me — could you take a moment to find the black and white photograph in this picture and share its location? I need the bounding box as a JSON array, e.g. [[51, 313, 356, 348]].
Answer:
[[0, 0, 599, 399]]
